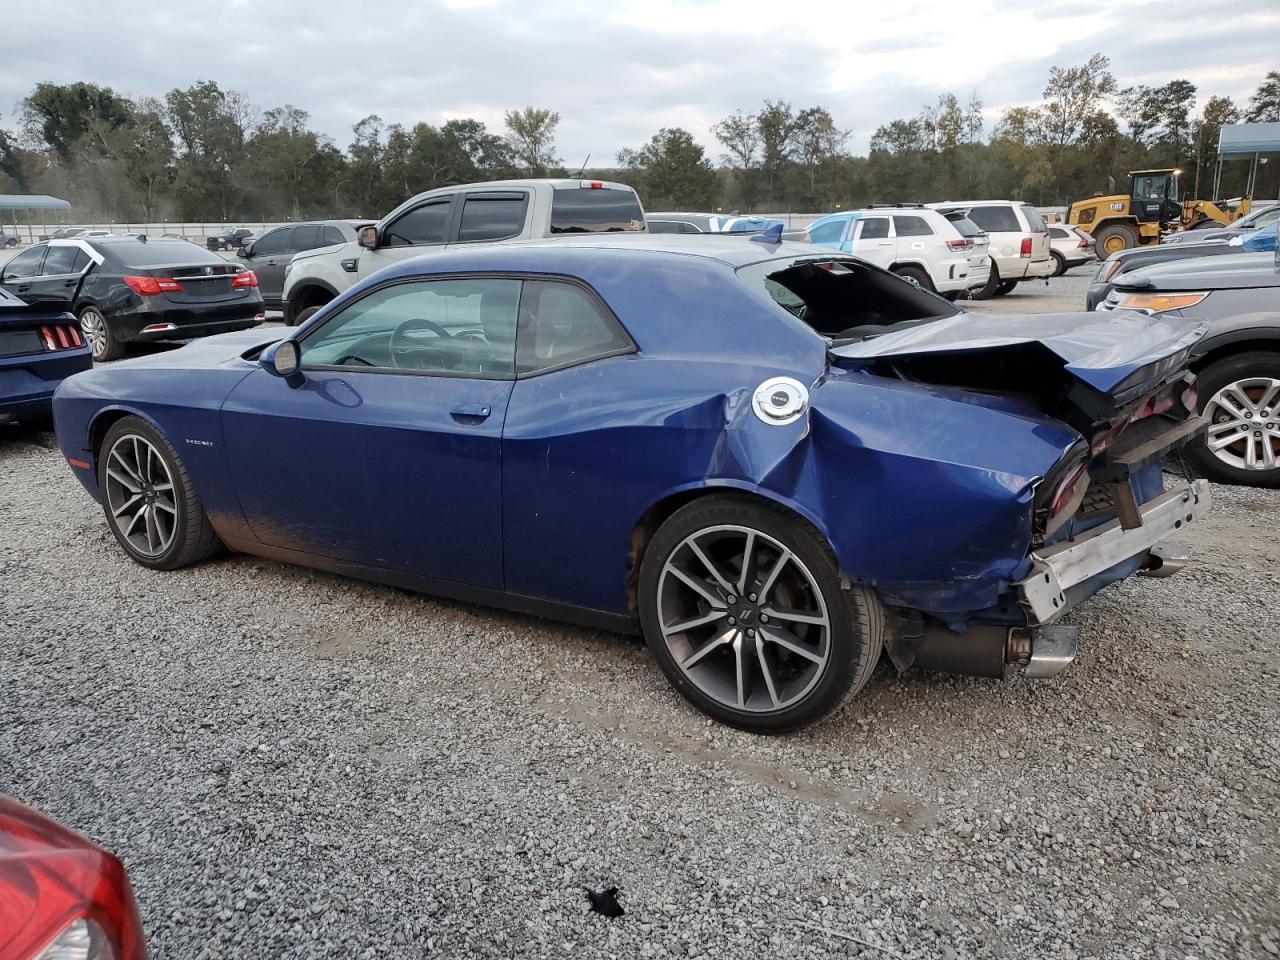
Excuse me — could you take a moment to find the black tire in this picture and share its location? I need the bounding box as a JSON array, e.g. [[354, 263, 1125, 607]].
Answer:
[[637, 494, 885, 733], [942, 291, 961, 302], [1186, 352, 1280, 488], [1094, 222, 1139, 257], [994, 280, 1018, 296], [292, 305, 323, 327], [1050, 251, 1067, 277], [971, 261, 1000, 300], [78, 305, 122, 362], [892, 265, 936, 292], [98, 416, 221, 569]]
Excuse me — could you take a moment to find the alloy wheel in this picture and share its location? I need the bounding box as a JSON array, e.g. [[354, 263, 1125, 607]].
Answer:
[[1204, 377, 1280, 471], [104, 434, 179, 558], [80, 309, 107, 361], [657, 524, 831, 713]]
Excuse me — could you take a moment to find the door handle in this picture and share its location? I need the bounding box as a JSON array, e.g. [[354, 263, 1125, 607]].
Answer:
[[63, 278, 77, 286], [450, 403, 492, 423], [16, 283, 30, 292], [266, 259, 277, 265], [878, 240, 893, 246]]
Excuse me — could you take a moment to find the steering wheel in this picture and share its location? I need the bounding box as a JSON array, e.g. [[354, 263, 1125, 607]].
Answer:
[[389, 317, 453, 369]]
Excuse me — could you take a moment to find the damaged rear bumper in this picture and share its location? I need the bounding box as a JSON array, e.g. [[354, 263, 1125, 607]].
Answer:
[[1017, 478, 1211, 624]]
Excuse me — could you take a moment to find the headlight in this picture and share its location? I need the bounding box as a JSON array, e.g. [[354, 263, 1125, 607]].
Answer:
[[36, 918, 112, 960], [1112, 291, 1208, 313]]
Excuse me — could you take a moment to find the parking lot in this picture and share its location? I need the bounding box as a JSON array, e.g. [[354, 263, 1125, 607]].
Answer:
[[2, 264, 1278, 958]]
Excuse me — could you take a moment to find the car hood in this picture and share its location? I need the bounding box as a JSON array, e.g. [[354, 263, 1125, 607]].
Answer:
[[831, 310, 1205, 426], [1114, 251, 1280, 291]]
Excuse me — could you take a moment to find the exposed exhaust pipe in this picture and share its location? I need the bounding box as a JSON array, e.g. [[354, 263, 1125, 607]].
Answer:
[[904, 623, 1079, 679], [1138, 541, 1190, 578]]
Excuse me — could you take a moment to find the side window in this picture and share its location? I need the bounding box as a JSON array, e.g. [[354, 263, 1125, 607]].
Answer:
[[517, 281, 633, 375], [1048, 227, 1068, 239], [253, 228, 292, 257], [291, 225, 321, 252], [646, 220, 681, 234], [967, 206, 1020, 233], [384, 199, 452, 247], [2, 246, 45, 280], [859, 217, 890, 240], [892, 215, 933, 237], [807, 218, 847, 245], [1254, 207, 1280, 227], [299, 277, 519, 377], [41, 245, 87, 275], [457, 193, 528, 242], [323, 226, 347, 245]]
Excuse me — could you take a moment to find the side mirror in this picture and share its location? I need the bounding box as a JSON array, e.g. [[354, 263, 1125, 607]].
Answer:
[[238, 245, 252, 258], [261, 339, 303, 386], [358, 225, 379, 250]]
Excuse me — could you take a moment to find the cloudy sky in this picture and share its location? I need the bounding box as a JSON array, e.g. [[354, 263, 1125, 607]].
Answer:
[[3, 0, 1277, 162]]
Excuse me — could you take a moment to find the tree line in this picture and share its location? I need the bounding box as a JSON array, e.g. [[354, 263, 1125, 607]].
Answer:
[[1, 60, 1277, 224]]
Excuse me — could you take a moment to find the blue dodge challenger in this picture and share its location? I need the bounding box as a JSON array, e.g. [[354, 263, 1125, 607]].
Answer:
[[53, 234, 1211, 731]]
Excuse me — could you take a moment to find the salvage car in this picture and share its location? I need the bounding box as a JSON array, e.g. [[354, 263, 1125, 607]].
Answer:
[[0, 287, 91, 426], [0, 236, 265, 361], [53, 234, 1209, 731], [0, 794, 148, 959], [1101, 244, 1280, 486]]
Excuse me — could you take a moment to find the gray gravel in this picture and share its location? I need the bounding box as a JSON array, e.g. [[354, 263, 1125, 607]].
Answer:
[[2, 268, 1279, 958]]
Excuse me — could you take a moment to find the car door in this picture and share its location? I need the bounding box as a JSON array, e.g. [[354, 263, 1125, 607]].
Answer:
[[356, 195, 455, 283], [0, 245, 48, 299], [851, 216, 896, 268], [241, 227, 293, 307], [30, 243, 90, 306], [220, 275, 519, 588], [805, 216, 850, 250]]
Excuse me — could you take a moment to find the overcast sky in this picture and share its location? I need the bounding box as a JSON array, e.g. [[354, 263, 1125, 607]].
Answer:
[[4, 0, 1278, 163]]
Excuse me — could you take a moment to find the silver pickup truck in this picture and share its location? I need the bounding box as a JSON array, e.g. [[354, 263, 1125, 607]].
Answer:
[[281, 178, 645, 325]]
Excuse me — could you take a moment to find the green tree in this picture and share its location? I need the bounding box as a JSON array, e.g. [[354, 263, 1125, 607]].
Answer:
[[20, 82, 133, 159], [1190, 95, 1239, 196], [616, 127, 716, 209], [1042, 54, 1117, 149], [755, 100, 796, 205], [1118, 80, 1197, 164], [0, 115, 25, 191], [1245, 71, 1280, 123], [165, 81, 255, 220], [503, 107, 560, 176], [248, 106, 340, 218], [791, 107, 847, 204], [712, 110, 760, 208], [346, 115, 385, 216]]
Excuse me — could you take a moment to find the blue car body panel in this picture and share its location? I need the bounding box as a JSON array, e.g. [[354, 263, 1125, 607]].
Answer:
[[0, 289, 92, 423], [53, 236, 1204, 630]]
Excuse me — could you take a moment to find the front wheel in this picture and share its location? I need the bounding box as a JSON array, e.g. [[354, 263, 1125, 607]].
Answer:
[[98, 416, 221, 569], [1186, 352, 1280, 488], [638, 495, 884, 733]]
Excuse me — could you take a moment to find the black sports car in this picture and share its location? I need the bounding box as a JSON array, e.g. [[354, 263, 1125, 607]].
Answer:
[[0, 236, 264, 361]]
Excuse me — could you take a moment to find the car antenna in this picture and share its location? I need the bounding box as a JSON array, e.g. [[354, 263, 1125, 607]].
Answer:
[[575, 154, 591, 179], [750, 223, 785, 245]]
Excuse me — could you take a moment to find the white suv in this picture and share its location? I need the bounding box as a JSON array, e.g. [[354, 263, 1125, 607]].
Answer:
[[282, 178, 645, 325], [796, 205, 990, 299], [927, 200, 1052, 297]]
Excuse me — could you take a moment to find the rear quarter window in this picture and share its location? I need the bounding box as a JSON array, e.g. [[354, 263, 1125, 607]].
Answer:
[[893, 215, 933, 237], [549, 188, 645, 234], [945, 215, 985, 238], [1021, 206, 1048, 232]]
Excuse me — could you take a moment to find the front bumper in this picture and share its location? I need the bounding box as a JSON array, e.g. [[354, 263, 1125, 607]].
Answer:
[[1017, 479, 1211, 624]]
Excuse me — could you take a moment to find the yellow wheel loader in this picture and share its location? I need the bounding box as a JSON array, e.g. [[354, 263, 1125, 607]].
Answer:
[[1067, 169, 1252, 256]]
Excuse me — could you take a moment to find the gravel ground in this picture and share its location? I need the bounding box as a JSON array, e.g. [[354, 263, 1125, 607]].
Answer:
[[3, 264, 1279, 959]]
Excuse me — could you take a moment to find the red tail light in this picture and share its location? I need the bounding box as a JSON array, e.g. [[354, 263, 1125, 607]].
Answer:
[[1019, 237, 1033, 258], [946, 238, 973, 251], [123, 275, 182, 296], [0, 796, 149, 960], [38, 324, 84, 351], [1077, 237, 1091, 248], [231, 270, 258, 288], [1050, 461, 1090, 516]]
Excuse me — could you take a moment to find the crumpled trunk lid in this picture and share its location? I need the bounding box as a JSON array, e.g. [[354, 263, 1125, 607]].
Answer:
[[830, 310, 1206, 431]]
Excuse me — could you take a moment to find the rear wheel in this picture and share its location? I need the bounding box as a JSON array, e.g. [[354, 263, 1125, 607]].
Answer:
[[1187, 352, 1280, 488], [1050, 251, 1067, 277], [638, 495, 884, 733], [971, 261, 1000, 300], [994, 280, 1018, 296], [1094, 223, 1139, 257], [78, 305, 121, 362], [892, 265, 935, 292], [98, 416, 221, 569]]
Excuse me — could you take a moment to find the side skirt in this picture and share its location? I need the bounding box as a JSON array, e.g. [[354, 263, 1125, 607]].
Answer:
[[219, 534, 641, 637]]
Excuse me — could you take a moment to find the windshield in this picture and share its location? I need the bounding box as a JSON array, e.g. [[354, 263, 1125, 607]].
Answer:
[[737, 255, 960, 342]]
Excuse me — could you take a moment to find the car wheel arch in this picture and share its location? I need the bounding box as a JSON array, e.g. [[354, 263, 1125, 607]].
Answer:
[[287, 280, 340, 320], [624, 482, 838, 616], [89, 405, 173, 469], [1191, 331, 1280, 374]]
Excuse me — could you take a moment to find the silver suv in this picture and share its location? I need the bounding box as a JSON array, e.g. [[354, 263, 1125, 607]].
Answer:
[[283, 179, 645, 325]]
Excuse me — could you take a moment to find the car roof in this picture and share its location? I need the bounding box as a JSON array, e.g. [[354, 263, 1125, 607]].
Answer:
[[929, 200, 1028, 208], [376, 232, 827, 283]]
